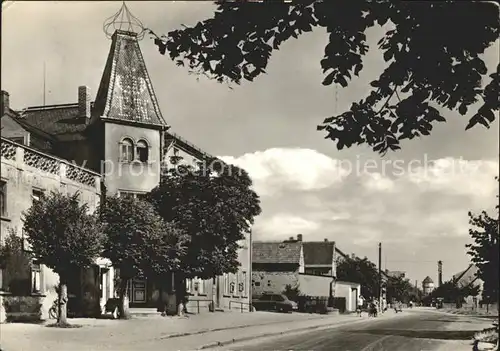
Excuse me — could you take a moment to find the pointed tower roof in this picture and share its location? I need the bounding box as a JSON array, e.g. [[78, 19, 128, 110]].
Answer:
[[422, 276, 434, 284], [92, 29, 167, 127]]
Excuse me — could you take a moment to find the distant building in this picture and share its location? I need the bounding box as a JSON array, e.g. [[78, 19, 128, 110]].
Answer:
[[251, 241, 304, 296], [251, 236, 363, 313], [422, 276, 435, 295], [452, 264, 483, 304], [386, 270, 406, 279]]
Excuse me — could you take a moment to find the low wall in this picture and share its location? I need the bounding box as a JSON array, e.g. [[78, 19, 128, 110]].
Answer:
[[252, 271, 298, 296], [0, 292, 48, 323], [298, 274, 332, 297], [334, 281, 360, 313]]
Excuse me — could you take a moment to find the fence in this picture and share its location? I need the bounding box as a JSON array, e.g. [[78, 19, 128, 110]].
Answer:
[[186, 298, 212, 314], [229, 300, 251, 313], [296, 296, 329, 314]]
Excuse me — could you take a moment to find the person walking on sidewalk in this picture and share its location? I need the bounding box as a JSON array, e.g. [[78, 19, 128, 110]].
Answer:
[[357, 295, 364, 317]]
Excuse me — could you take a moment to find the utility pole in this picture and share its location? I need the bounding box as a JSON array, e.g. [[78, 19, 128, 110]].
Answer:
[[378, 242, 382, 308], [43, 61, 46, 106]]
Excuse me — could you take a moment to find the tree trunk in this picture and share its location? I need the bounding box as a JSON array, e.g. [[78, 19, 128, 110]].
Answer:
[[118, 278, 131, 319], [57, 281, 69, 326]]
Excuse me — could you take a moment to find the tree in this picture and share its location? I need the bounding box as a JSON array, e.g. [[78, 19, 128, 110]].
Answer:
[[466, 176, 499, 305], [337, 256, 378, 300], [429, 279, 480, 307], [147, 159, 261, 282], [151, 1, 499, 155], [283, 283, 301, 302], [386, 275, 417, 303], [22, 192, 103, 326], [0, 229, 32, 295], [98, 195, 188, 319]]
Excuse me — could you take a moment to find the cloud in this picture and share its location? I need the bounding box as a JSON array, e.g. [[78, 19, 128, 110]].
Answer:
[[406, 157, 498, 197], [223, 147, 498, 281], [253, 214, 320, 238], [220, 148, 349, 196]]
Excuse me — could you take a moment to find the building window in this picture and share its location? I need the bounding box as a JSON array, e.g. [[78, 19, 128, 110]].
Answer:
[[223, 274, 230, 296], [0, 180, 6, 217], [267, 280, 271, 287], [119, 191, 146, 199], [120, 138, 134, 162], [230, 274, 237, 295], [136, 140, 149, 163], [32, 189, 44, 203], [195, 277, 205, 295], [31, 261, 41, 293], [186, 278, 192, 294], [241, 271, 247, 297], [8, 137, 24, 145]]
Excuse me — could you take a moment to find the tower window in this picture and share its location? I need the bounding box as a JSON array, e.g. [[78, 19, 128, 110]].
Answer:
[[136, 140, 149, 163], [120, 138, 134, 162]]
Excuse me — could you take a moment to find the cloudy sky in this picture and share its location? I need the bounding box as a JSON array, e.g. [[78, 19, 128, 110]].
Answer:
[[2, 1, 498, 285]]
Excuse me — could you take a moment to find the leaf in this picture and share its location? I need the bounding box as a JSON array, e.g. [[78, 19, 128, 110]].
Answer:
[[458, 103, 468, 115], [336, 76, 348, 88], [383, 49, 392, 62], [322, 71, 336, 86], [354, 63, 363, 76]]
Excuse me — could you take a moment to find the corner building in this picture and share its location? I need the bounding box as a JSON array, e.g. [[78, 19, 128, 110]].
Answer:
[[1, 28, 250, 315]]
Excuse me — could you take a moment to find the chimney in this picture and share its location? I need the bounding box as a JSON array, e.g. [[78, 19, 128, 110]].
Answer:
[[78, 86, 91, 120], [289, 236, 294, 241], [324, 238, 328, 242], [351, 253, 356, 259], [438, 261, 443, 287], [1, 90, 10, 115], [297, 234, 303, 242]]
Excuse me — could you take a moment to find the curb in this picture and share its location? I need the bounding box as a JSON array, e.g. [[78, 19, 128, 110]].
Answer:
[[161, 314, 333, 340], [198, 315, 393, 349]]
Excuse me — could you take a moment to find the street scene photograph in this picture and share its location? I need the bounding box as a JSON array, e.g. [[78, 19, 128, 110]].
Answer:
[[0, 1, 498, 351]]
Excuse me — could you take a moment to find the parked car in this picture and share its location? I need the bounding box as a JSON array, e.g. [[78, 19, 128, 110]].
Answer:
[[253, 293, 298, 313]]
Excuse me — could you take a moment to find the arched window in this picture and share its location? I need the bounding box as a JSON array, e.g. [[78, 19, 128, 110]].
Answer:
[[136, 139, 149, 163], [120, 138, 134, 162]]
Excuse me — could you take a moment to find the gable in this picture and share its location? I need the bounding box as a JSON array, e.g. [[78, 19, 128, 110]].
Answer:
[[1, 114, 29, 141], [303, 242, 334, 265], [252, 242, 302, 264]]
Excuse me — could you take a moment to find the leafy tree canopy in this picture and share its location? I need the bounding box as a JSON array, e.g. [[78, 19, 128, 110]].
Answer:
[[148, 159, 261, 279], [466, 176, 499, 303], [152, 1, 499, 154], [386, 275, 418, 303], [337, 256, 379, 300], [22, 191, 103, 277], [98, 195, 189, 280], [429, 279, 481, 304], [0, 229, 32, 295]]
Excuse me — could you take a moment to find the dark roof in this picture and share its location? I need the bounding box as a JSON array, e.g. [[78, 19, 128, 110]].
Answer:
[[252, 241, 302, 264], [92, 30, 167, 127], [453, 264, 479, 288], [17, 103, 88, 141], [422, 276, 434, 284], [303, 242, 334, 265], [165, 131, 215, 161]]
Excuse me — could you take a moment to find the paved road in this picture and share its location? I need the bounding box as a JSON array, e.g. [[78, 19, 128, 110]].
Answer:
[[214, 310, 487, 351]]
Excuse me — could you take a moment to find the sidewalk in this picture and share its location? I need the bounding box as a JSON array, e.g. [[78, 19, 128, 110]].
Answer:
[[0, 310, 357, 351]]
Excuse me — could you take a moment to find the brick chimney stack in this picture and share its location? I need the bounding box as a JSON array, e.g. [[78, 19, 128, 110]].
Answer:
[[1, 90, 10, 116], [78, 86, 91, 120], [297, 234, 303, 242], [324, 238, 328, 242], [438, 260, 443, 287]]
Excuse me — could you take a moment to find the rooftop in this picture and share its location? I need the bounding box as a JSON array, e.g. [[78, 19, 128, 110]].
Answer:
[[252, 241, 302, 265]]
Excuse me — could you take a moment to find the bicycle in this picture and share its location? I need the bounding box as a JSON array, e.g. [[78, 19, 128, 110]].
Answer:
[[48, 299, 59, 319]]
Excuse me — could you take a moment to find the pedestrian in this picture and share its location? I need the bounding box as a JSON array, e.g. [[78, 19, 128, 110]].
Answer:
[[357, 295, 364, 317]]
